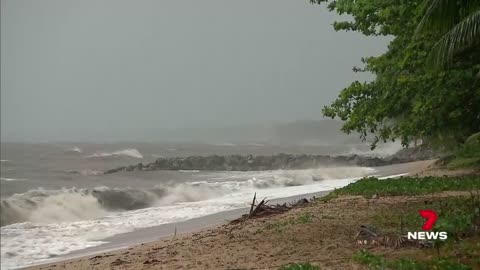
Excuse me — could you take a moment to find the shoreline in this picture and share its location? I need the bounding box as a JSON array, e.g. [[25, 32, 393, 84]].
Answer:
[[23, 191, 330, 269], [22, 160, 435, 270]]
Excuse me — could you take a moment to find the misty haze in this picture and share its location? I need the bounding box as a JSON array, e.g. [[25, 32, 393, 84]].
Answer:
[[1, 0, 390, 143]]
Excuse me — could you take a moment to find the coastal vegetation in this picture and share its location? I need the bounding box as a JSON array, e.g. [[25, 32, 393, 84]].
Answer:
[[323, 176, 480, 236], [316, 175, 480, 269], [446, 132, 480, 169], [353, 249, 472, 270], [270, 174, 480, 269], [321, 175, 480, 200], [261, 212, 315, 234], [311, 0, 480, 154], [278, 263, 320, 270]]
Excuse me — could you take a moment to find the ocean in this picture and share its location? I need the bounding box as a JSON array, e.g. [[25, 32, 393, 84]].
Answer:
[[0, 142, 400, 269]]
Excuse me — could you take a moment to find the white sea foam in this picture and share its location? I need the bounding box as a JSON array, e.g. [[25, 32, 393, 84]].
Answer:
[[246, 143, 264, 147], [65, 147, 82, 153], [86, 149, 143, 159], [342, 142, 403, 158], [209, 142, 236, 146], [65, 169, 103, 176], [0, 178, 27, 182], [0, 166, 377, 269]]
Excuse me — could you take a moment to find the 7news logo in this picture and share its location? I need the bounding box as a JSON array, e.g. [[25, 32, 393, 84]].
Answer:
[[407, 210, 448, 240]]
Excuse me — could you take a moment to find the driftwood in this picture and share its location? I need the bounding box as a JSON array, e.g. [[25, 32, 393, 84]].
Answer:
[[231, 194, 310, 223], [355, 225, 433, 249], [248, 192, 257, 218], [355, 225, 378, 239]]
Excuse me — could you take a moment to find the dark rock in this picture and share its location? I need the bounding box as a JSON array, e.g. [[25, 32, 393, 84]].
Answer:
[[388, 146, 440, 161], [125, 165, 135, 171], [103, 166, 126, 174], [104, 146, 437, 174]]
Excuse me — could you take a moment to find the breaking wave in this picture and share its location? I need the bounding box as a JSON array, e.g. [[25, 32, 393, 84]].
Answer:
[[0, 166, 373, 226], [65, 147, 82, 153], [86, 148, 144, 159], [246, 143, 264, 147], [0, 166, 383, 269], [209, 142, 236, 146], [64, 169, 103, 176], [342, 142, 403, 158], [0, 178, 28, 182], [0, 183, 230, 226], [1, 187, 157, 226]]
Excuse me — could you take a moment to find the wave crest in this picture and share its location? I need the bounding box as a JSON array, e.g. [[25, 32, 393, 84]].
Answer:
[[86, 148, 144, 159], [65, 169, 103, 176], [65, 146, 82, 153], [0, 166, 373, 226], [0, 178, 28, 182], [0, 187, 158, 226]]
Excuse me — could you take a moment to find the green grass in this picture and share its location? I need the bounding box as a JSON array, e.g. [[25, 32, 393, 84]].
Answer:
[[371, 193, 480, 241], [278, 262, 320, 270], [446, 157, 480, 169], [321, 175, 480, 269], [446, 132, 480, 169], [345, 177, 480, 269], [265, 213, 315, 233], [441, 236, 480, 266], [265, 220, 291, 233], [353, 249, 472, 270], [321, 175, 480, 201], [296, 212, 315, 224]]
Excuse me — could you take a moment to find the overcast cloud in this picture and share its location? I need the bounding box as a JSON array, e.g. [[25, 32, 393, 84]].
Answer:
[[1, 0, 390, 142]]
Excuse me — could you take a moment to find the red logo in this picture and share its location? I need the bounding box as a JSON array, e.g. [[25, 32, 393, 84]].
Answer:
[[419, 210, 437, 230], [407, 210, 446, 240]]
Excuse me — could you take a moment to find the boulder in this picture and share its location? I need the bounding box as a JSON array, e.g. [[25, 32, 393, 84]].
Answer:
[[103, 147, 437, 174]]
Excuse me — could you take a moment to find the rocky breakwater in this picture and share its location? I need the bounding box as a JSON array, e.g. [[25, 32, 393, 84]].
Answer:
[[104, 153, 421, 174]]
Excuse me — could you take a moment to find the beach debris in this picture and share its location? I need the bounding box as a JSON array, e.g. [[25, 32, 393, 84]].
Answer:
[[292, 198, 310, 207], [89, 254, 114, 261], [143, 259, 160, 265], [355, 225, 433, 249], [170, 226, 177, 243], [355, 225, 379, 239], [357, 235, 433, 249], [110, 258, 129, 266], [231, 194, 310, 223]]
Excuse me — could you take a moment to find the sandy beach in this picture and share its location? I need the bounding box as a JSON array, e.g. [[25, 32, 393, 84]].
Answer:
[[20, 160, 457, 270]]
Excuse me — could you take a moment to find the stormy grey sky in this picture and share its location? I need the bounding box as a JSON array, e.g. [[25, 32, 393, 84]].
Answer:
[[1, 0, 390, 142]]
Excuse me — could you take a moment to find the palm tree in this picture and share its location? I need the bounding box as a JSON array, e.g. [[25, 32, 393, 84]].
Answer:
[[416, 0, 480, 68]]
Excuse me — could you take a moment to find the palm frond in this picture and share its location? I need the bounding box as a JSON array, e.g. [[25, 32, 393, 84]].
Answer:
[[416, 0, 462, 35], [428, 10, 480, 67]]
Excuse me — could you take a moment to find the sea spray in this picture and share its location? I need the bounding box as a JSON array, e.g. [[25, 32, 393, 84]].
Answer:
[[0, 166, 374, 226], [86, 148, 144, 159], [1, 172, 368, 270]]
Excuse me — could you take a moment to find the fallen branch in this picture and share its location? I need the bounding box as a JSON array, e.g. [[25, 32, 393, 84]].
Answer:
[[248, 192, 257, 217], [231, 194, 310, 223], [355, 225, 433, 249]]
